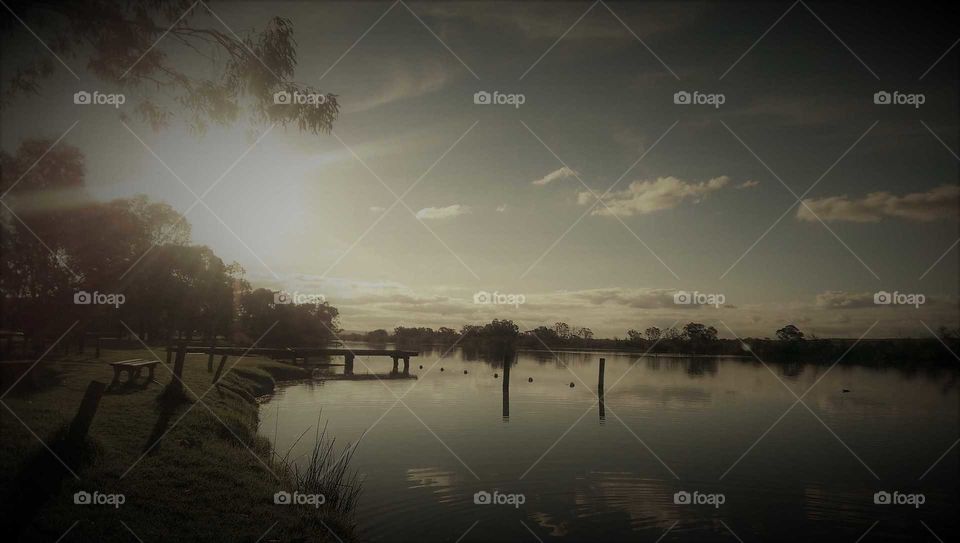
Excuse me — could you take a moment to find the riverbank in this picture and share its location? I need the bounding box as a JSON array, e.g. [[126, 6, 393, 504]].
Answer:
[[0, 348, 357, 542]]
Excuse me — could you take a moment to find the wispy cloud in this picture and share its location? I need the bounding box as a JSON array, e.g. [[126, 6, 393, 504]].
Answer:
[[582, 175, 731, 217], [532, 166, 579, 186], [798, 185, 959, 223], [736, 180, 759, 189], [415, 204, 471, 220], [342, 60, 451, 114]]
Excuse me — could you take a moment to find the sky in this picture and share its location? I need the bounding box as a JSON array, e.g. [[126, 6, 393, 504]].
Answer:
[[2, 1, 958, 338]]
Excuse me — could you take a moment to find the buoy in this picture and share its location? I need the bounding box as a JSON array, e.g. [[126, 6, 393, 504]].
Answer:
[[569, 382, 575, 388], [494, 373, 499, 378], [463, 370, 468, 374], [528, 377, 533, 383], [419, 365, 423, 369], [842, 389, 850, 393], [440, 367, 444, 372]]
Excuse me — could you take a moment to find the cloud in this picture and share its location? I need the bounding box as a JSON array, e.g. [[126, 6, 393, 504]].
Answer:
[[496, 204, 508, 212], [369, 206, 385, 213], [815, 291, 875, 309], [736, 180, 759, 189], [582, 175, 731, 217], [343, 60, 450, 113], [415, 204, 471, 220], [532, 166, 579, 186], [798, 185, 959, 223]]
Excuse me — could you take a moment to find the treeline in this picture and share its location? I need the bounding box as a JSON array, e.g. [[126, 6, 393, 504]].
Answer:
[[348, 321, 959, 365], [0, 140, 339, 354]]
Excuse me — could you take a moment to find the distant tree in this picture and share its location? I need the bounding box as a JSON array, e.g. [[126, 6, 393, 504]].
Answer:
[[573, 326, 593, 340], [775, 324, 805, 342], [626, 329, 643, 343], [553, 322, 571, 340], [1, 0, 339, 134], [436, 327, 458, 341], [480, 319, 519, 340], [644, 326, 662, 341], [682, 322, 718, 342], [530, 326, 561, 343], [238, 288, 339, 346], [365, 329, 389, 343]]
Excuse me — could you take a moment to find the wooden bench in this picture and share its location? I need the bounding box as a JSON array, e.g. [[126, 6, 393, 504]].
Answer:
[[109, 359, 159, 384]]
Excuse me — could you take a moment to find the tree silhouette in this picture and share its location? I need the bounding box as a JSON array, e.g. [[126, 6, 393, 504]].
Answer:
[[1, 0, 339, 133], [776, 324, 805, 342]]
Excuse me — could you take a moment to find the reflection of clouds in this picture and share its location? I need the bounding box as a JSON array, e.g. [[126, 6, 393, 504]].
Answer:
[[406, 467, 460, 505], [528, 511, 569, 537], [607, 383, 713, 407], [572, 472, 678, 531]]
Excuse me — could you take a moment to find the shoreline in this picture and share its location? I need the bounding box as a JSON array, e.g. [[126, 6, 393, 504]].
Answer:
[[0, 349, 358, 542]]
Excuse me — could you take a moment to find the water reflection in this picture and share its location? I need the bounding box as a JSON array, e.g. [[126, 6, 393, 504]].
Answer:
[[260, 345, 959, 542]]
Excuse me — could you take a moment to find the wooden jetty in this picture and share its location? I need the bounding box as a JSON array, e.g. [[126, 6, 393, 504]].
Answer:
[[167, 345, 419, 376]]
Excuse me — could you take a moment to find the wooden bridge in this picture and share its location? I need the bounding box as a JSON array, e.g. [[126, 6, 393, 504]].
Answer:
[[167, 345, 419, 375]]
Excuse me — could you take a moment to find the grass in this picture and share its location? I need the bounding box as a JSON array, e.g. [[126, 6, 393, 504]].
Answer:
[[0, 348, 359, 542]]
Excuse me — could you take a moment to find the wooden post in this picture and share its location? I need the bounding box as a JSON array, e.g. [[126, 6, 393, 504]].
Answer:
[[166, 345, 172, 364], [213, 355, 228, 384], [502, 352, 511, 420], [171, 344, 186, 395], [66, 380, 106, 445], [402, 356, 410, 375], [392, 356, 399, 374], [291, 349, 298, 366], [78, 333, 85, 354], [94, 336, 101, 358], [207, 347, 215, 373], [345, 354, 354, 375], [598, 357, 606, 422], [598, 358, 605, 390]]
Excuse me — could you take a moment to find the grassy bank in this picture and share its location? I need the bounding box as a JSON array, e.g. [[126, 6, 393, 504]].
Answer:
[[0, 348, 357, 542]]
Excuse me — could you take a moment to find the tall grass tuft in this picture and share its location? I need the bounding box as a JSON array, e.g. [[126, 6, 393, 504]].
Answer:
[[277, 413, 364, 518]]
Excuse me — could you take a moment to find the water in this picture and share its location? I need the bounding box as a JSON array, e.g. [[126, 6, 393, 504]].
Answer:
[[259, 345, 959, 542]]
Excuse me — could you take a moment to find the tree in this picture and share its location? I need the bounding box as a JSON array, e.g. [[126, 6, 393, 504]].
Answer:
[[1, 0, 339, 134], [644, 326, 662, 341], [682, 322, 718, 343], [776, 324, 805, 342], [553, 322, 571, 340], [573, 326, 593, 340], [530, 326, 561, 343]]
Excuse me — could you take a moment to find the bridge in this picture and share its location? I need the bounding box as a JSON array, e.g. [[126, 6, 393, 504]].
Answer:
[[168, 345, 420, 375]]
